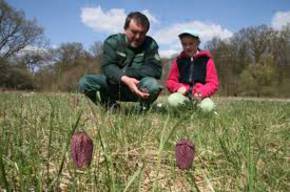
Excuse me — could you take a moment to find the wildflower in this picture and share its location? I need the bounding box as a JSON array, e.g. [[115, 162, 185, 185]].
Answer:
[[71, 131, 93, 168], [175, 139, 195, 170]]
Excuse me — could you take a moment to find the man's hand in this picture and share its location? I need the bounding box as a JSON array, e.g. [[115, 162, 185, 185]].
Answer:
[[121, 75, 149, 99]]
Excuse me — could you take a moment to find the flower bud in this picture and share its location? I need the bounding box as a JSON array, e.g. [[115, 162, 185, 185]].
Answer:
[[71, 131, 93, 168], [175, 139, 195, 170]]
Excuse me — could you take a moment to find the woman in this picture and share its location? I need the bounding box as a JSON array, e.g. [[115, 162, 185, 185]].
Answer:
[[166, 29, 219, 110]]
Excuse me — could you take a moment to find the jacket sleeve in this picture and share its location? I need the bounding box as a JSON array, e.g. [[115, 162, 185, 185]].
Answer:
[[166, 58, 189, 93], [125, 41, 162, 79], [193, 58, 219, 98], [101, 38, 125, 83]]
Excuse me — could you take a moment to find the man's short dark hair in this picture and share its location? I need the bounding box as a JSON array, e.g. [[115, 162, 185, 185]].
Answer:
[[124, 12, 150, 32]]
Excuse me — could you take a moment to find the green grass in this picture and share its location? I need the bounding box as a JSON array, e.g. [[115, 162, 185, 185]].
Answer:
[[0, 92, 289, 191]]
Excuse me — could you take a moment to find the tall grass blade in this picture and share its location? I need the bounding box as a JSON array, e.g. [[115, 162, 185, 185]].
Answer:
[[47, 111, 82, 190]]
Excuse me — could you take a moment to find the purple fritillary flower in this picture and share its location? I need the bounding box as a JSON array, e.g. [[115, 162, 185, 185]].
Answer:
[[175, 139, 195, 170], [71, 131, 93, 168]]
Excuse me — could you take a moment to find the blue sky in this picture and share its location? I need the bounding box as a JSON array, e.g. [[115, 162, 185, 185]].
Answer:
[[7, 0, 290, 57]]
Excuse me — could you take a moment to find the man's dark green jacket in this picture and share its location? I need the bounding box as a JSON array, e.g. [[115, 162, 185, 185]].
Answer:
[[102, 33, 162, 84]]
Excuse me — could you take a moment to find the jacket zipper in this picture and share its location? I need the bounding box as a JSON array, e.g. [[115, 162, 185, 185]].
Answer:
[[188, 56, 194, 85], [186, 56, 195, 99]]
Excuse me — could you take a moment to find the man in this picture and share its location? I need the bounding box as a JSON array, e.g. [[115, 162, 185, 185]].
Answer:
[[79, 12, 163, 111]]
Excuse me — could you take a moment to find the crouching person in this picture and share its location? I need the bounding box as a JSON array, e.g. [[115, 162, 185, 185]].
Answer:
[[166, 29, 219, 112], [79, 12, 163, 111]]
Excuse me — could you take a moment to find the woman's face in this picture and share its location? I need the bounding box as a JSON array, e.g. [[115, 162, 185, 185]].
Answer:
[[180, 36, 199, 57]]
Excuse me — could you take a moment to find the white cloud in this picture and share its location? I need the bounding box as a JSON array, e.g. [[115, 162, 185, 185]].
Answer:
[[81, 6, 159, 33], [271, 11, 290, 30], [141, 9, 159, 24], [159, 49, 179, 58], [154, 20, 233, 57], [154, 20, 233, 45], [81, 6, 126, 33], [17, 45, 47, 56], [80, 6, 232, 58]]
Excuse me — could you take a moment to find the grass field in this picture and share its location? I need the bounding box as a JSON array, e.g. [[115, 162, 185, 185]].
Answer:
[[0, 92, 289, 191]]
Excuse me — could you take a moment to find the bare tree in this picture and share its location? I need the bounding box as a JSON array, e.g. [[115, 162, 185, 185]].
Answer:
[[89, 41, 103, 58], [0, 0, 44, 59], [239, 25, 275, 63], [205, 25, 280, 97]]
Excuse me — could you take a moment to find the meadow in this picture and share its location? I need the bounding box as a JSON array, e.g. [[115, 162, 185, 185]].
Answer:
[[0, 92, 289, 192]]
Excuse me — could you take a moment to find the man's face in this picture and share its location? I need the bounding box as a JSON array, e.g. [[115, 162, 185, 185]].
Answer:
[[125, 19, 147, 48], [180, 36, 199, 57]]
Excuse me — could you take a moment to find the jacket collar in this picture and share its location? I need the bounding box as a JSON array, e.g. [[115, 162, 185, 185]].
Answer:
[[178, 50, 212, 60]]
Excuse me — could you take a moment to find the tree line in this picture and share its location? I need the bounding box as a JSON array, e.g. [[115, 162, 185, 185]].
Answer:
[[205, 24, 290, 97], [1, 0, 290, 97]]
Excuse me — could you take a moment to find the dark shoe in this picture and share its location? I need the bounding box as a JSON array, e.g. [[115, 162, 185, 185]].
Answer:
[[106, 102, 121, 113], [133, 103, 150, 114]]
